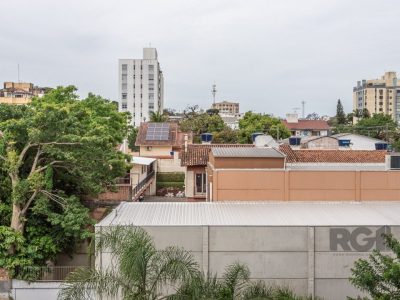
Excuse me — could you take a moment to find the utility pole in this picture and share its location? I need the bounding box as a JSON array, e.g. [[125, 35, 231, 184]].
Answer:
[[301, 101, 306, 119], [211, 84, 217, 105]]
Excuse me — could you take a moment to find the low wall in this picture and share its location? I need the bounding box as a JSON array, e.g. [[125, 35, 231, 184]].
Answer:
[[97, 225, 399, 300], [210, 170, 400, 201], [10, 280, 62, 300]]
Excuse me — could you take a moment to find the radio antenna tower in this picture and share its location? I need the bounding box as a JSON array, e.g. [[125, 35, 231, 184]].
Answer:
[[211, 84, 217, 104]]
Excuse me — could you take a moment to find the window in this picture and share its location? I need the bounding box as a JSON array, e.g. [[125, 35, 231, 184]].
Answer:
[[121, 74, 127, 81], [121, 83, 127, 90], [122, 103, 127, 109], [149, 93, 154, 100], [121, 64, 127, 72], [148, 74, 154, 80], [195, 173, 207, 195], [148, 65, 154, 72], [149, 103, 154, 109], [122, 93, 127, 100], [149, 83, 154, 91]]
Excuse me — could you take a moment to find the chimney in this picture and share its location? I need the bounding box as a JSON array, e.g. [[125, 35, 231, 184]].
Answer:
[[286, 113, 298, 123], [184, 134, 188, 152]]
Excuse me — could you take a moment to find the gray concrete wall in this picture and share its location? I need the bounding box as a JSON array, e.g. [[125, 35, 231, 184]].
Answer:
[[10, 280, 62, 300], [96, 225, 400, 300]]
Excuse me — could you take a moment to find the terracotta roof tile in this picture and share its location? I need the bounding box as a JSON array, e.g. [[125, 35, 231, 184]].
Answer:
[[180, 144, 254, 166], [282, 120, 330, 130], [278, 145, 387, 163]]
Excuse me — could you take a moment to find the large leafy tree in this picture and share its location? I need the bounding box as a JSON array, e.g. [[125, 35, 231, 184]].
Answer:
[[0, 86, 129, 272], [349, 234, 400, 300], [355, 113, 397, 140], [238, 112, 290, 143], [59, 226, 199, 300], [336, 99, 346, 125]]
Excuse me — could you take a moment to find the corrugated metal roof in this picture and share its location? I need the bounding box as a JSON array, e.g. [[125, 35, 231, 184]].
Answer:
[[96, 201, 400, 227], [211, 147, 284, 158]]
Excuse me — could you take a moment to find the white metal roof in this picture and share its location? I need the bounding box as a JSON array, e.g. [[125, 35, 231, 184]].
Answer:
[[131, 156, 156, 165], [96, 201, 400, 227], [211, 147, 284, 158]]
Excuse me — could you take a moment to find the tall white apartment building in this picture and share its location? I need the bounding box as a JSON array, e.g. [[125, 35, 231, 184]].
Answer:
[[119, 48, 164, 126]]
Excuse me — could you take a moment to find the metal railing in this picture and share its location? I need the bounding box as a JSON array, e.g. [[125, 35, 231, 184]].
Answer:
[[14, 266, 88, 281], [132, 170, 155, 198]]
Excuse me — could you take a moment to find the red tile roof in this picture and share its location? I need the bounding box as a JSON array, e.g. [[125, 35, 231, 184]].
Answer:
[[279, 144, 387, 163], [282, 119, 330, 131], [180, 144, 254, 166]]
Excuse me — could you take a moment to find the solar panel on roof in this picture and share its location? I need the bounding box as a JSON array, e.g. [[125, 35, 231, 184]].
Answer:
[[145, 123, 170, 141]]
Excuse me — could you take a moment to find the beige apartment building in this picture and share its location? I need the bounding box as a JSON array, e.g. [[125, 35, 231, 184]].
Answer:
[[211, 101, 239, 115], [353, 71, 400, 122], [0, 82, 49, 104]]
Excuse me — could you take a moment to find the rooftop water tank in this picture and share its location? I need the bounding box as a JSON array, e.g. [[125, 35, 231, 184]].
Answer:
[[375, 142, 388, 150], [251, 132, 263, 143], [289, 137, 301, 146], [201, 133, 213, 143], [338, 139, 351, 147]]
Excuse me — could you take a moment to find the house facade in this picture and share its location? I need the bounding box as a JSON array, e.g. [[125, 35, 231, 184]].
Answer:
[[282, 114, 330, 137]]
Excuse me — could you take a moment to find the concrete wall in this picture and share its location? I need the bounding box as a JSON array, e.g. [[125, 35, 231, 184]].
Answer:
[[9, 280, 62, 300], [209, 169, 400, 201], [157, 152, 186, 173], [97, 225, 400, 300]]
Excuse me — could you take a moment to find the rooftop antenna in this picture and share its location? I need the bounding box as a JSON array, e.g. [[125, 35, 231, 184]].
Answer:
[[301, 101, 306, 119], [211, 83, 217, 104]]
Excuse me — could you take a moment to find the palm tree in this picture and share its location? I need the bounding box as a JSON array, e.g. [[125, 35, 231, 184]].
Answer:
[[170, 263, 250, 300], [171, 263, 317, 300], [150, 111, 168, 122], [58, 226, 199, 300]]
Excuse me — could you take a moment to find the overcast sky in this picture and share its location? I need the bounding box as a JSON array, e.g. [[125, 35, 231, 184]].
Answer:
[[1, 0, 399, 117]]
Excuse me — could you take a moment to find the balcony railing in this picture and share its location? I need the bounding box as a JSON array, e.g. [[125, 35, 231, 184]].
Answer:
[[14, 266, 88, 281], [133, 170, 155, 198]]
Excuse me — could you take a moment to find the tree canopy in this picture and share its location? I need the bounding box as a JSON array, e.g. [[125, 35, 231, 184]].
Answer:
[[0, 86, 130, 274], [336, 99, 346, 125], [349, 234, 400, 299], [238, 112, 290, 143]]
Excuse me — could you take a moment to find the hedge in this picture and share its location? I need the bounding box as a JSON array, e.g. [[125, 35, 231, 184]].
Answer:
[[156, 182, 185, 189], [157, 172, 184, 183]]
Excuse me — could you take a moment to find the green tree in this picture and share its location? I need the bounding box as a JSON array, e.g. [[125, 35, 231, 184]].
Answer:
[[59, 226, 199, 300], [212, 127, 239, 144], [349, 234, 400, 300], [238, 112, 290, 143], [172, 262, 317, 300], [336, 99, 346, 125], [0, 86, 129, 273], [180, 113, 225, 136], [150, 111, 168, 122], [127, 127, 139, 152], [355, 113, 397, 140]]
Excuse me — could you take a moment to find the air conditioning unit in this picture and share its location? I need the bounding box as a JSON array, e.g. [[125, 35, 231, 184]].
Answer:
[[385, 154, 400, 170]]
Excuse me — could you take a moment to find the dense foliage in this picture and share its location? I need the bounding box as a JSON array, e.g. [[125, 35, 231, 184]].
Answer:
[[349, 234, 400, 299], [0, 86, 129, 275], [336, 99, 346, 125], [238, 112, 290, 143]]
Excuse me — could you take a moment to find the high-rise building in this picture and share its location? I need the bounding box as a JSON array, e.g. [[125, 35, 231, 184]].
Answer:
[[353, 71, 400, 122], [118, 48, 164, 126]]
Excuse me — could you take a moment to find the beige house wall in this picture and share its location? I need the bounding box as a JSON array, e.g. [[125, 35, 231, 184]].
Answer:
[[209, 169, 400, 201], [0, 97, 31, 105], [140, 145, 172, 157]]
